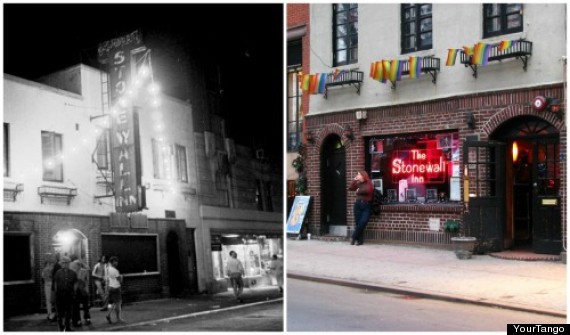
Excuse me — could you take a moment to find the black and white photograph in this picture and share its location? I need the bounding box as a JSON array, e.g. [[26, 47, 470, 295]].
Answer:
[[3, 3, 284, 332]]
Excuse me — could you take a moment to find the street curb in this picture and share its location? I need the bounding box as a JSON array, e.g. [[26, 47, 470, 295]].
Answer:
[[288, 272, 566, 319], [107, 297, 284, 331]]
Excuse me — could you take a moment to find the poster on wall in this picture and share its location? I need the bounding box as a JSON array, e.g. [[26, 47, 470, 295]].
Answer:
[[286, 196, 311, 234], [371, 154, 381, 172], [450, 177, 461, 201]]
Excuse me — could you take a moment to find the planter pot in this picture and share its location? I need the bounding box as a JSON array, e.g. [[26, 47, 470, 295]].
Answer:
[[451, 237, 477, 259]]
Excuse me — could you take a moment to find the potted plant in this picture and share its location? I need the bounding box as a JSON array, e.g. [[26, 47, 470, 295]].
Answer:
[[443, 220, 459, 233], [445, 220, 477, 259]]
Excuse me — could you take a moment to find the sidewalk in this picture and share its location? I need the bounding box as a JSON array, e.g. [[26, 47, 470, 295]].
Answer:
[[287, 239, 566, 317], [4, 286, 283, 332]]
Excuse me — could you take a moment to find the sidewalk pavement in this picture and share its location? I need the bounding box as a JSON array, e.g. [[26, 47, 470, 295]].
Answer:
[[4, 286, 283, 332], [287, 239, 566, 318]]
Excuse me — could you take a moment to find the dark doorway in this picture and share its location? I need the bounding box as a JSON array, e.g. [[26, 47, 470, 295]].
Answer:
[[186, 229, 199, 294], [166, 231, 183, 296], [492, 116, 561, 254], [321, 135, 347, 236]]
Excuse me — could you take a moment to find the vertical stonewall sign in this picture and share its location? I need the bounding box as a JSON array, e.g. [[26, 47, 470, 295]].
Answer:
[[98, 30, 145, 212]]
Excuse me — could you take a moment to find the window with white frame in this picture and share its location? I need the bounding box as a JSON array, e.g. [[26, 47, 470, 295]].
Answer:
[[152, 139, 188, 182], [41, 131, 63, 182]]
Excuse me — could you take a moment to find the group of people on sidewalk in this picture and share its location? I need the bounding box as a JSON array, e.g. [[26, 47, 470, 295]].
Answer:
[[41, 253, 125, 331]]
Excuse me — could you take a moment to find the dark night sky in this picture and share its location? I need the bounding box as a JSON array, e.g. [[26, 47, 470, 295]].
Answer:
[[3, 3, 283, 164]]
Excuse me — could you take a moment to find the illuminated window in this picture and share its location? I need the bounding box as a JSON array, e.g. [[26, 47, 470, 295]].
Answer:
[[333, 3, 358, 66], [366, 131, 460, 202], [483, 4, 523, 38], [41, 131, 63, 182], [4, 123, 9, 177], [152, 139, 188, 182], [401, 4, 432, 54], [95, 131, 110, 170]]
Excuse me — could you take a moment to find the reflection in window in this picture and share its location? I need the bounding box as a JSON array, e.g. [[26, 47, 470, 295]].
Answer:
[[401, 4, 432, 54], [483, 4, 523, 38], [41, 131, 63, 182], [333, 3, 358, 66]]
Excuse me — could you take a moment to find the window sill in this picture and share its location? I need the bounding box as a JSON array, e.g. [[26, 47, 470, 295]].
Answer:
[[381, 203, 463, 213]]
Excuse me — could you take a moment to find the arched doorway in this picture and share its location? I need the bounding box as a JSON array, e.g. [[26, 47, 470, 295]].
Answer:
[[52, 229, 88, 264], [320, 135, 347, 236], [492, 116, 562, 254]]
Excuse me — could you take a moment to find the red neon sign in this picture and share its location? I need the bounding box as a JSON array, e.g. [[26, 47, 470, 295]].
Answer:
[[392, 149, 447, 184]]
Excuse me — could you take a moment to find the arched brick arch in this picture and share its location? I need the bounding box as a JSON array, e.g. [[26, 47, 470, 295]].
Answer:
[[313, 123, 354, 151], [481, 104, 565, 137]]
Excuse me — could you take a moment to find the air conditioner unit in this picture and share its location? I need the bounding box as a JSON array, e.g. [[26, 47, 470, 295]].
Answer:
[[255, 149, 265, 160]]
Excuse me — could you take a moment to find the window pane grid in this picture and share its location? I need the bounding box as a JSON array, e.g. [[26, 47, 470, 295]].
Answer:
[[401, 4, 432, 54], [333, 3, 358, 66]]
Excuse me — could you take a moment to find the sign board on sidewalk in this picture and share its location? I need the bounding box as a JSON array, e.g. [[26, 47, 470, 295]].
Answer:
[[286, 196, 311, 234]]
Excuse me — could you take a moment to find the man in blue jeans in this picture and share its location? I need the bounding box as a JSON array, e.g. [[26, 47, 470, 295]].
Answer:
[[348, 171, 374, 245]]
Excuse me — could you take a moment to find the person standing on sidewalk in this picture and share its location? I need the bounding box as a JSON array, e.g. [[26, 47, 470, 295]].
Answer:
[[226, 251, 245, 303], [348, 170, 374, 246], [70, 257, 91, 327], [269, 254, 284, 294], [41, 255, 56, 322], [92, 255, 107, 307], [53, 256, 77, 332], [105, 256, 125, 324]]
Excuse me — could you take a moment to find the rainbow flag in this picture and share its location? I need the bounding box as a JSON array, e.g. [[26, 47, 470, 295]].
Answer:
[[382, 60, 391, 83], [302, 74, 310, 92], [318, 73, 327, 94], [375, 61, 386, 82], [463, 45, 474, 57], [389, 59, 403, 82], [446, 49, 458, 66], [333, 69, 346, 80], [409, 56, 422, 78], [369, 62, 376, 78], [309, 74, 317, 94], [498, 40, 513, 52], [472, 42, 491, 65]]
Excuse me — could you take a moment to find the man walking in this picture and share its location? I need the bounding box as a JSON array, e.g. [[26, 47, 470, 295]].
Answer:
[[226, 251, 245, 303], [105, 256, 125, 323], [53, 256, 77, 332]]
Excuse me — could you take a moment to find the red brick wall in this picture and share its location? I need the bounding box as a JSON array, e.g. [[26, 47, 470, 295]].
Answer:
[[304, 84, 566, 247]]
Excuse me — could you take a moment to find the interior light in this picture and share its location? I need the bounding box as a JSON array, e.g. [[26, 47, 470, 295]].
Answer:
[[512, 141, 519, 162]]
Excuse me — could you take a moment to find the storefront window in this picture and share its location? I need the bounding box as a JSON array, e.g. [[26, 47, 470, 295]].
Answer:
[[366, 131, 460, 203], [211, 234, 283, 281]]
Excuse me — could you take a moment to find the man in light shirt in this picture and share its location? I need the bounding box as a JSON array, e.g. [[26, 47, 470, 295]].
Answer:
[[105, 256, 125, 323], [226, 251, 245, 303]]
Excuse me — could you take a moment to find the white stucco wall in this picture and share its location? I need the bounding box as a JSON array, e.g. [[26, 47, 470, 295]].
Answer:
[[309, 3, 567, 114]]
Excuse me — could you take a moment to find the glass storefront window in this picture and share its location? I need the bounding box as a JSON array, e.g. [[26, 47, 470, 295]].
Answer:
[[366, 131, 460, 203], [211, 235, 283, 281]]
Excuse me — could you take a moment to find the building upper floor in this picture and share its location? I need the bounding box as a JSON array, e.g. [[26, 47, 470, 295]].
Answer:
[[4, 63, 282, 218], [304, 3, 567, 115]]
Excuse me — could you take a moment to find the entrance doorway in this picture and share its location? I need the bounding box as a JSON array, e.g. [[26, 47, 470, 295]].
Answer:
[[492, 116, 562, 254], [321, 135, 347, 236]]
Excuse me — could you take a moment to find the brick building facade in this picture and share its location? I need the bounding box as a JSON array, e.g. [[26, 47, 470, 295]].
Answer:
[[297, 4, 566, 255]]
